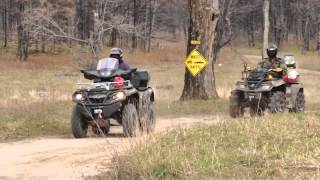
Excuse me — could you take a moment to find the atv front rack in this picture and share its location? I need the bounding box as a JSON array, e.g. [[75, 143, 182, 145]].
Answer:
[[77, 81, 132, 91]]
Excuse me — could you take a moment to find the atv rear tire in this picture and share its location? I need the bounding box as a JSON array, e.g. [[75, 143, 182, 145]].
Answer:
[[229, 90, 244, 118], [269, 91, 286, 113], [290, 91, 305, 113], [122, 103, 140, 137], [72, 105, 89, 138]]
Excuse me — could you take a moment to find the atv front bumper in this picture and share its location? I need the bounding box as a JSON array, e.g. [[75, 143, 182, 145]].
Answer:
[[76, 102, 122, 119]]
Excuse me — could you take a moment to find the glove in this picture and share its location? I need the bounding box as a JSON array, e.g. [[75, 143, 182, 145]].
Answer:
[[273, 68, 283, 72]]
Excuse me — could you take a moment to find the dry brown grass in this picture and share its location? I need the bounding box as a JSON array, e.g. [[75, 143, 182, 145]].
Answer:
[[114, 113, 320, 179]]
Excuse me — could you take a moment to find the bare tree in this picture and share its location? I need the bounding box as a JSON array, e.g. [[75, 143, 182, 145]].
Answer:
[[75, 0, 95, 40], [2, 0, 320, 59], [23, 0, 135, 65], [0, 0, 9, 48], [16, 0, 30, 61]]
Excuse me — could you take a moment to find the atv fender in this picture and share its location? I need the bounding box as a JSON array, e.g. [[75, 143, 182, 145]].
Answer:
[[272, 79, 286, 87], [127, 87, 154, 102], [148, 88, 155, 102], [138, 87, 154, 102], [126, 88, 138, 96], [286, 84, 304, 108]]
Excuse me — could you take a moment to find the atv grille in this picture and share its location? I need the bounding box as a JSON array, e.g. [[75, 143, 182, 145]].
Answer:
[[87, 93, 108, 104], [89, 98, 105, 104]]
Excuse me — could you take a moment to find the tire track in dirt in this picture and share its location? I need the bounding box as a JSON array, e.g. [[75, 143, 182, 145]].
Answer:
[[0, 116, 223, 180]]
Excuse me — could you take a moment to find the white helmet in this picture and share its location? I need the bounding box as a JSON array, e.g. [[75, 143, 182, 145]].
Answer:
[[110, 48, 123, 57]]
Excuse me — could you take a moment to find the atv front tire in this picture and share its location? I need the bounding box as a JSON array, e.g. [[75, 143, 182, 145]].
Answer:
[[122, 103, 140, 137], [72, 105, 89, 138], [269, 91, 286, 113], [290, 91, 305, 113], [229, 90, 244, 118]]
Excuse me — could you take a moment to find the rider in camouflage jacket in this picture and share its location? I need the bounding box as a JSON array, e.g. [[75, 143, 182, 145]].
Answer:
[[257, 44, 287, 78]]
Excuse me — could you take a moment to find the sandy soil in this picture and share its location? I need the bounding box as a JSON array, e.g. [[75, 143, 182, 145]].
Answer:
[[0, 116, 222, 180]]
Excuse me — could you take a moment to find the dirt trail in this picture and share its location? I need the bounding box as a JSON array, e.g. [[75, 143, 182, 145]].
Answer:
[[0, 116, 222, 180]]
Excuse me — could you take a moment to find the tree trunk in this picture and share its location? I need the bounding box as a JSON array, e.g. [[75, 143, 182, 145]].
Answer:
[[146, 0, 154, 52], [247, 15, 255, 47], [302, 17, 310, 52], [41, 36, 46, 53], [272, 0, 285, 48], [143, 0, 149, 52], [317, 24, 320, 55], [17, 25, 29, 61], [132, 0, 138, 49], [263, 0, 270, 59], [2, 0, 8, 48], [75, 0, 94, 40], [110, 28, 118, 47], [17, 1, 29, 61], [180, 0, 219, 100]]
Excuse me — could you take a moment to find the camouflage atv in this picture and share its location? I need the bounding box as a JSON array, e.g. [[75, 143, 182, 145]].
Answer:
[[71, 58, 155, 138], [229, 63, 305, 118]]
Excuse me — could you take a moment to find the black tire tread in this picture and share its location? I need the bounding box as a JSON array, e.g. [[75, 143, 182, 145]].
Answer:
[[71, 105, 88, 138], [291, 91, 305, 113], [269, 91, 286, 113], [122, 103, 140, 137], [229, 90, 244, 118]]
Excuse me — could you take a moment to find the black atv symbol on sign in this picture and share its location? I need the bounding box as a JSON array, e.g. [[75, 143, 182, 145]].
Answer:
[[194, 61, 205, 64], [187, 60, 205, 64]]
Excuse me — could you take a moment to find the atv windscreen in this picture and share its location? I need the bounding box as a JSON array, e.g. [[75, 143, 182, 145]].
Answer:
[[97, 57, 119, 70], [81, 57, 131, 80]]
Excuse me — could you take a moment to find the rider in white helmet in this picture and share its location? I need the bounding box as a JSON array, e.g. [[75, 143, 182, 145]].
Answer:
[[109, 48, 130, 71]]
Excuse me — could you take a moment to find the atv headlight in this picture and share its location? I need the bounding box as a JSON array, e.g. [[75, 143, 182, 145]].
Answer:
[[239, 84, 245, 89], [73, 93, 84, 102], [237, 83, 245, 89], [113, 91, 126, 101]]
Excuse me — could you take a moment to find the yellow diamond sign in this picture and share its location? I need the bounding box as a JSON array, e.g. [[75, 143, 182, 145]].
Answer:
[[184, 49, 208, 77]]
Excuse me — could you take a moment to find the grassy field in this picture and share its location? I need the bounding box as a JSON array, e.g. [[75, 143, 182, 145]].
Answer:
[[114, 113, 320, 179]]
